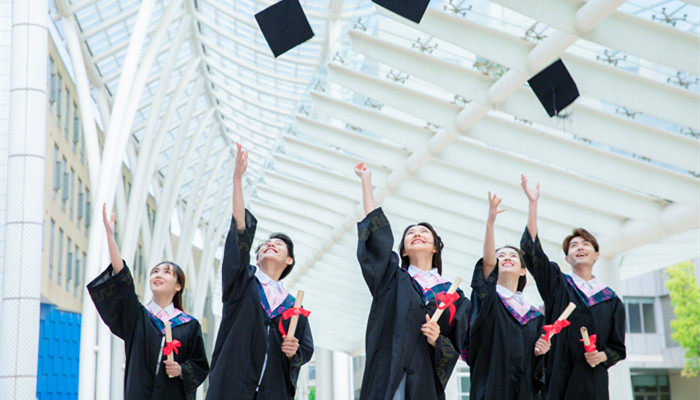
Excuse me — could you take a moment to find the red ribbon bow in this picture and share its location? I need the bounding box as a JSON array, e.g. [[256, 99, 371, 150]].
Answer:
[[436, 292, 460, 326], [162, 340, 181, 357], [278, 307, 311, 337], [580, 334, 597, 353], [542, 319, 571, 341]]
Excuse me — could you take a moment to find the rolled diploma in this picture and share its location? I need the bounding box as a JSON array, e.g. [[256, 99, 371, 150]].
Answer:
[[581, 326, 591, 347], [286, 290, 305, 338], [165, 320, 174, 378], [548, 302, 577, 340], [430, 277, 462, 323]]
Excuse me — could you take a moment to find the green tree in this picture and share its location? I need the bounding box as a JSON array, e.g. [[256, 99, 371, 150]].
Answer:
[[665, 261, 700, 377], [308, 387, 315, 400]]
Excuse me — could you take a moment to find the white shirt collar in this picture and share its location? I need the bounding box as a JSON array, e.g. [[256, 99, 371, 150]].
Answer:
[[570, 272, 599, 290], [407, 265, 440, 279], [255, 269, 284, 288], [147, 301, 174, 317], [496, 284, 525, 305]]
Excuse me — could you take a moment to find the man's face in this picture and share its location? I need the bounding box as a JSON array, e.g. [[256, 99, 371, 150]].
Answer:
[[565, 236, 599, 268]]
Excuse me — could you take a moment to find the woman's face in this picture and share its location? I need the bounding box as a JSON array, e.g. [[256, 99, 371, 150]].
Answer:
[[496, 247, 523, 274], [149, 263, 181, 299], [402, 225, 436, 258]]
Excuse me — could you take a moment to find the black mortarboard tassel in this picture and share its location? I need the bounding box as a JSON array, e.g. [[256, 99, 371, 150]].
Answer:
[[527, 59, 580, 117], [255, 0, 315, 58]]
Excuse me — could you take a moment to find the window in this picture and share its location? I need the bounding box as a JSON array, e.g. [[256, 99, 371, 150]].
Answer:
[[61, 157, 68, 209], [455, 365, 470, 399], [74, 244, 80, 296], [57, 228, 64, 285], [69, 168, 75, 220], [77, 179, 83, 228], [85, 188, 91, 236], [56, 78, 62, 120], [73, 102, 80, 152], [48, 219, 55, 278], [631, 373, 671, 400], [626, 297, 656, 334], [64, 88, 71, 140], [53, 146, 60, 199], [80, 129, 85, 164], [48, 56, 55, 104], [66, 237, 73, 290], [81, 251, 87, 300]]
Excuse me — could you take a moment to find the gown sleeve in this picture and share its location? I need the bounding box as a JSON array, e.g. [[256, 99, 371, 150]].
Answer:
[[356, 207, 400, 297], [520, 228, 566, 307], [470, 258, 499, 328], [433, 290, 470, 389], [221, 208, 258, 303], [87, 263, 141, 341], [286, 318, 314, 392], [602, 298, 626, 369], [180, 320, 210, 398]]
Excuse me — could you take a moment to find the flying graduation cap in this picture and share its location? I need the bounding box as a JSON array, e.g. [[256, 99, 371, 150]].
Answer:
[[527, 59, 580, 117], [372, 0, 431, 24], [255, 0, 314, 58]]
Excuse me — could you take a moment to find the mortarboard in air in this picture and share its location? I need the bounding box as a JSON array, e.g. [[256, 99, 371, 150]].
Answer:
[[372, 0, 431, 24], [527, 59, 580, 117], [255, 0, 314, 58]]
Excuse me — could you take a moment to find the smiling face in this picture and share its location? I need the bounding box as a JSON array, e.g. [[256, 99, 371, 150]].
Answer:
[[496, 246, 527, 291], [565, 236, 600, 269], [255, 236, 294, 279], [402, 224, 437, 257], [149, 262, 182, 301]]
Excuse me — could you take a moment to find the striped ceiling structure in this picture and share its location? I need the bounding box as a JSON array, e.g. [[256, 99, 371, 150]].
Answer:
[[52, 0, 698, 356]]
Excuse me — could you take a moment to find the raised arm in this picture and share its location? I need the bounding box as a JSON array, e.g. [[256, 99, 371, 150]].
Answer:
[[521, 174, 539, 239], [232, 142, 248, 232], [354, 162, 376, 216], [103, 203, 124, 274], [483, 192, 505, 279]]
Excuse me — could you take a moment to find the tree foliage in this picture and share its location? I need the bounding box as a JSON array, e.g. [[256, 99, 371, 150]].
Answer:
[[665, 261, 700, 377]]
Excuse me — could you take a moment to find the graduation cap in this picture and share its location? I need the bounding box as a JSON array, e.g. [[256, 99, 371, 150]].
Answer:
[[372, 0, 431, 24], [255, 0, 314, 58], [527, 59, 580, 117]]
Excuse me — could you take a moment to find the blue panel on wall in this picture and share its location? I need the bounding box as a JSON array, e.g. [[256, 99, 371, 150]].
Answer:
[[37, 303, 81, 400]]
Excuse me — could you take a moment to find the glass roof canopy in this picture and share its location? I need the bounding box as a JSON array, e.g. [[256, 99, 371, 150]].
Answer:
[[50, 0, 699, 353]]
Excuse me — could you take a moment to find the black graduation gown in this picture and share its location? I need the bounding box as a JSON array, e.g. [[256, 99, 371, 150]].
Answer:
[[87, 265, 209, 400], [206, 210, 314, 400], [469, 258, 545, 400], [357, 207, 470, 400], [520, 229, 626, 400]]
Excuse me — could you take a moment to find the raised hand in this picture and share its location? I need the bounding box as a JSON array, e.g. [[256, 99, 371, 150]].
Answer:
[[354, 162, 371, 181], [521, 174, 540, 203], [234, 142, 248, 180], [102, 203, 115, 237], [487, 191, 506, 223]]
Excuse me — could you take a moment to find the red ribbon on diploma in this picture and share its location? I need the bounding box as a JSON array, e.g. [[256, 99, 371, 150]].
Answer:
[[580, 334, 597, 352], [543, 319, 571, 341], [436, 292, 460, 326], [278, 307, 311, 336], [163, 340, 181, 356]]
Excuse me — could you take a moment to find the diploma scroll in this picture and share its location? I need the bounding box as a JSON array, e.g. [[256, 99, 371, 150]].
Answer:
[[543, 302, 576, 341], [165, 321, 174, 378], [287, 290, 304, 338], [430, 277, 462, 323]]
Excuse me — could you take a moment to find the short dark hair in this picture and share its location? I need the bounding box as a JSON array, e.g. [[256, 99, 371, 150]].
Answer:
[[398, 222, 444, 275], [151, 261, 186, 311], [255, 232, 295, 280], [562, 228, 599, 255], [496, 245, 527, 292]]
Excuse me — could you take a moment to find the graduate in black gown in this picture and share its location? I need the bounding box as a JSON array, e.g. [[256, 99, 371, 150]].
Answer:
[[354, 162, 470, 400], [87, 204, 209, 400], [207, 144, 313, 400], [469, 192, 549, 400], [519, 175, 626, 400]]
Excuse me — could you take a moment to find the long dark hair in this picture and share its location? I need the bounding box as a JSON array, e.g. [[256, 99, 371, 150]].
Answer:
[[398, 222, 444, 275], [496, 245, 527, 292], [151, 261, 186, 311]]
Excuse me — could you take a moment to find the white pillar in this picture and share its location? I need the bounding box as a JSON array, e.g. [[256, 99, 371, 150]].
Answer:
[[332, 351, 353, 400], [597, 256, 633, 400], [0, 0, 47, 398]]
